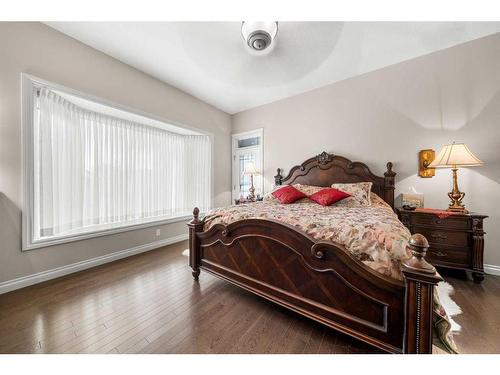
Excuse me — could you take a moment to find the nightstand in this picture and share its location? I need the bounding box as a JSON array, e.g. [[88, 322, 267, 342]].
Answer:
[[396, 208, 488, 283]]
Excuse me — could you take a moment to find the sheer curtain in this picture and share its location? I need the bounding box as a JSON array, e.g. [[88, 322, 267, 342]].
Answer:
[[33, 88, 211, 241]]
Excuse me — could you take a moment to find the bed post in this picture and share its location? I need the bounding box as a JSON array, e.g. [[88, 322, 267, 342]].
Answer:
[[188, 207, 203, 281], [402, 234, 443, 354], [274, 168, 283, 186], [384, 162, 396, 208]]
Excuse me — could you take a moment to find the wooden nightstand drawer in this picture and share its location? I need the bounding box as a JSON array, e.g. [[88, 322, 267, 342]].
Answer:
[[426, 245, 470, 267], [410, 215, 469, 230], [413, 226, 468, 247]]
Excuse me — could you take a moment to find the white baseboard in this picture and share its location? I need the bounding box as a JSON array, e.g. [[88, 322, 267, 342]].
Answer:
[[0, 233, 188, 295], [484, 264, 500, 276]]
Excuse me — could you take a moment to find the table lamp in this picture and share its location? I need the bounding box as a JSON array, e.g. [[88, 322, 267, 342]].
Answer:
[[427, 142, 483, 213], [243, 161, 260, 200]]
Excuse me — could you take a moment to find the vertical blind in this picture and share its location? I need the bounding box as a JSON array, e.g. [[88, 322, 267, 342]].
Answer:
[[33, 88, 211, 241]]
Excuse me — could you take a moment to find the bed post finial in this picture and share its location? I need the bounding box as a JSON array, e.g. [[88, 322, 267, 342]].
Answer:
[[188, 207, 203, 281], [191, 207, 200, 224], [385, 162, 395, 176], [383, 162, 396, 208], [274, 168, 283, 186], [404, 234, 436, 274], [402, 233, 443, 354]]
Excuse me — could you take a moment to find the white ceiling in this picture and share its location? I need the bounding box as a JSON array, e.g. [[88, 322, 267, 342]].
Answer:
[[46, 22, 500, 114]]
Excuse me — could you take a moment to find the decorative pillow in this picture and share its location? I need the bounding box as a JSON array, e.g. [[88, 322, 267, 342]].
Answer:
[[271, 185, 307, 204], [264, 184, 313, 203], [330, 182, 373, 206], [309, 188, 351, 206], [264, 185, 288, 202]]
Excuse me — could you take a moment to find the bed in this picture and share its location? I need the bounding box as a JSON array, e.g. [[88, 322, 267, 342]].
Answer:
[[188, 151, 451, 354]]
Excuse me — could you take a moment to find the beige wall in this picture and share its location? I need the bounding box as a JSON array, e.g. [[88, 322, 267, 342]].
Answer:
[[0, 22, 232, 284], [232, 33, 500, 269]]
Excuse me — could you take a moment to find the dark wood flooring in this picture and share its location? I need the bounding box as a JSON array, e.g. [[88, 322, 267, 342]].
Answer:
[[0, 240, 499, 354]]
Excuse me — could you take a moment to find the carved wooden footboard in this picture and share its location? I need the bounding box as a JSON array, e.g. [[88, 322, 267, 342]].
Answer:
[[189, 208, 441, 354], [188, 152, 443, 353]]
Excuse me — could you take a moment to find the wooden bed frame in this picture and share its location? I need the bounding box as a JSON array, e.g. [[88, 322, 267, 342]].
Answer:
[[188, 151, 442, 354]]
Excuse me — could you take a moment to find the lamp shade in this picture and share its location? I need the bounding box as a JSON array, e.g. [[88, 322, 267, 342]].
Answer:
[[243, 161, 260, 175], [428, 143, 483, 168]]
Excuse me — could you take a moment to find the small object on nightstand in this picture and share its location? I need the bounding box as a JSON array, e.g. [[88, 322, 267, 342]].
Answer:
[[396, 207, 488, 284], [402, 205, 416, 211], [234, 196, 263, 205], [396, 187, 424, 208]]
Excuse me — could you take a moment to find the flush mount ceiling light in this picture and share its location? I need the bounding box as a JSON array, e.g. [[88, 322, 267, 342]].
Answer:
[[241, 21, 278, 52]]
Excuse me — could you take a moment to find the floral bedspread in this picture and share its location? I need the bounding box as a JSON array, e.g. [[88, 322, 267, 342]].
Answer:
[[205, 194, 411, 280], [203, 193, 458, 353]]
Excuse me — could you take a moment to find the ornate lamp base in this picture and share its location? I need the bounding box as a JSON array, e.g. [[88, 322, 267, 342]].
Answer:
[[248, 186, 256, 200], [248, 174, 256, 200], [447, 168, 468, 213], [447, 202, 468, 213]]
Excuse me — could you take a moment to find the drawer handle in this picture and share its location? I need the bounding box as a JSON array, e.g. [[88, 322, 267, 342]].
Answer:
[[435, 219, 443, 225], [430, 233, 447, 241], [434, 251, 447, 257]]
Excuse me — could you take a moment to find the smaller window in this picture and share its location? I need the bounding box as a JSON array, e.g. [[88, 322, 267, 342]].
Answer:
[[232, 129, 263, 201], [239, 153, 256, 197], [237, 137, 260, 148]]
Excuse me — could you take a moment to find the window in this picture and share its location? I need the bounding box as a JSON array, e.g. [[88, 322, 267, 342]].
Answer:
[[22, 75, 212, 250], [232, 129, 263, 200]]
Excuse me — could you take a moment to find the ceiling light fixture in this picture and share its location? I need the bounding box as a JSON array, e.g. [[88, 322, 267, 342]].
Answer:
[[241, 21, 278, 52]]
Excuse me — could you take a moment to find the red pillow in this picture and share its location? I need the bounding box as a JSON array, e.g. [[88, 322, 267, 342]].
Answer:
[[272, 185, 307, 204], [309, 188, 351, 206]]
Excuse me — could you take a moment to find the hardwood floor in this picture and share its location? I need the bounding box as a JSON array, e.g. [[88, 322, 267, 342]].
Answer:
[[0, 240, 499, 354]]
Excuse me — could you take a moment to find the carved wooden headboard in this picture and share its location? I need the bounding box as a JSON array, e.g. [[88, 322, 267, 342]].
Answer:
[[274, 151, 396, 208]]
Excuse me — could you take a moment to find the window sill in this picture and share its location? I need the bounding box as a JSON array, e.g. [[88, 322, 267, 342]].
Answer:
[[23, 214, 196, 251]]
